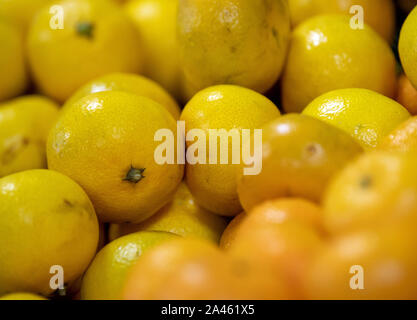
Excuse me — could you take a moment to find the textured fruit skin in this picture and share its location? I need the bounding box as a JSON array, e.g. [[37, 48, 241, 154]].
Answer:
[[180, 85, 280, 216], [399, 6, 417, 90], [219, 212, 246, 250], [81, 231, 177, 300], [303, 88, 411, 149], [323, 152, 417, 235], [27, 0, 143, 103], [177, 0, 290, 99], [47, 91, 184, 223], [304, 223, 417, 300], [0, 293, 47, 300], [0, 0, 51, 34], [396, 74, 417, 115], [380, 116, 417, 152], [237, 114, 363, 212], [289, 0, 396, 42], [109, 183, 228, 244], [0, 21, 27, 102], [64, 73, 180, 119], [0, 95, 59, 178], [282, 15, 397, 113], [125, 0, 183, 100], [0, 170, 99, 296]]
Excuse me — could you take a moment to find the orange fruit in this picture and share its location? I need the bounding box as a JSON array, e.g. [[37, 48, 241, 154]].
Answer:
[[304, 222, 417, 300], [237, 114, 363, 212], [396, 74, 417, 115], [219, 212, 246, 250], [228, 221, 324, 299], [380, 116, 417, 152]]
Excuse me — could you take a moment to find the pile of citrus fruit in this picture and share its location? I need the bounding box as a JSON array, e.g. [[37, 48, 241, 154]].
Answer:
[[1, 0, 417, 300]]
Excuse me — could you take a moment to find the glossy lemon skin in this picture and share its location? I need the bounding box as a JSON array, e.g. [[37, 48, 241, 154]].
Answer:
[[27, 0, 143, 103], [237, 114, 363, 212], [81, 231, 178, 300], [0, 293, 47, 300], [0, 170, 99, 296], [0, 95, 59, 178], [303, 88, 411, 149], [282, 15, 397, 113], [304, 223, 417, 300], [323, 152, 417, 235], [178, 0, 290, 99], [380, 116, 417, 152], [109, 183, 228, 244], [180, 85, 280, 216], [125, 0, 183, 100], [289, 0, 396, 42], [47, 91, 184, 223], [399, 6, 417, 90], [0, 21, 27, 102], [63, 73, 180, 119]]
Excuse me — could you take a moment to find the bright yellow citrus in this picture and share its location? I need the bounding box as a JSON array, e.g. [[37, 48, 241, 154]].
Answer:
[[0, 293, 47, 300], [0, 95, 59, 178], [47, 91, 184, 223], [0, 170, 99, 296], [282, 15, 397, 113], [399, 6, 417, 90], [303, 88, 410, 149]]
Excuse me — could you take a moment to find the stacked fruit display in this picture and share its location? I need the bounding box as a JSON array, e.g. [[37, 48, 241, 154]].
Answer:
[[1, 0, 417, 300]]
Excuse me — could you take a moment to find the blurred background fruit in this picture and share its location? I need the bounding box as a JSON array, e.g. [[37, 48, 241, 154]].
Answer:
[[181, 85, 280, 216], [304, 222, 417, 299], [0, 21, 27, 102], [396, 74, 417, 115], [237, 114, 363, 212], [303, 88, 410, 149], [125, 0, 183, 101], [27, 0, 143, 103], [63, 73, 180, 119], [323, 152, 417, 234], [399, 6, 417, 90], [109, 183, 227, 244], [0, 0, 52, 34], [47, 91, 183, 223], [0, 95, 59, 178], [0, 170, 99, 296], [81, 231, 177, 300], [288, 0, 396, 43], [0, 293, 47, 300], [282, 15, 397, 113], [178, 0, 290, 99]]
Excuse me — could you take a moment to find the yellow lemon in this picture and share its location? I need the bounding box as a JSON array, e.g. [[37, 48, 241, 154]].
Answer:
[[0, 0, 52, 34], [237, 114, 363, 212], [27, 0, 143, 103], [303, 88, 410, 149], [180, 85, 281, 216], [0, 95, 59, 178], [0, 169, 99, 296], [380, 116, 417, 152], [0, 293, 47, 300], [47, 91, 184, 223], [109, 183, 228, 244], [288, 0, 396, 42], [323, 152, 417, 235], [81, 231, 177, 300], [282, 15, 397, 113], [399, 6, 417, 90], [64, 73, 180, 119], [0, 21, 27, 102], [177, 0, 290, 99], [125, 0, 183, 100]]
